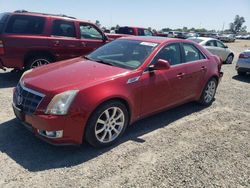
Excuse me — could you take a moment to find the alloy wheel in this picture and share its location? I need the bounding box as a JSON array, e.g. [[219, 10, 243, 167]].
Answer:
[[30, 59, 50, 68], [95, 107, 125, 143], [204, 80, 216, 103]]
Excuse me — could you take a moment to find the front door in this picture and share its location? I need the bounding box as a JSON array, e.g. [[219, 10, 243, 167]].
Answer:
[[140, 43, 189, 117], [78, 23, 106, 55]]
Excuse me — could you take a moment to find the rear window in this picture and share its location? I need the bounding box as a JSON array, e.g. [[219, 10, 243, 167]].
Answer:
[[188, 38, 204, 44], [52, 20, 76, 38], [5, 15, 45, 34], [0, 13, 9, 33], [117, 27, 135, 35]]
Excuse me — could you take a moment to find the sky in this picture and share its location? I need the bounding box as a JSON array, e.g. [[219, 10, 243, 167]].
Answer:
[[0, 0, 250, 31]]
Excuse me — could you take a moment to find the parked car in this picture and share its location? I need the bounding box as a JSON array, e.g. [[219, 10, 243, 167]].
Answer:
[[116, 26, 153, 36], [13, 37, 223, 147], [236, 49, 250, 75], [188, 37, 234, 64], [0, 10, 115, 70], [168, 31, 181, 38], [218, 34, 235, 42]]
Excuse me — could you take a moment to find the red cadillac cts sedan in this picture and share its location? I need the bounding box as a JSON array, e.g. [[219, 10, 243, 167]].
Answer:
[[13, 36, 223, 147]]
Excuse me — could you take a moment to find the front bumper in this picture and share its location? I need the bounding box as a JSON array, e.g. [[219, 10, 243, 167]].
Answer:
[[12, 103, 87, 145]]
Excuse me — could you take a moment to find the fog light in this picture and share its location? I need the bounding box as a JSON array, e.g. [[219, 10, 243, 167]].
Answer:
[[38, 129, 63, 138]]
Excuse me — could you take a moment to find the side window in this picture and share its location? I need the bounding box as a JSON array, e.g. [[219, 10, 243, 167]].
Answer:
[[152, 43, 182, 66], [216, 41, 225, 48], [183, 43, 205, 62], [80, 24, 103, 40], [5, 15, 45, 34], [144, 29, 153, 36], [205, 40, 216, 47], [138, 29, 145, 36], [52, 20, 76, 38]]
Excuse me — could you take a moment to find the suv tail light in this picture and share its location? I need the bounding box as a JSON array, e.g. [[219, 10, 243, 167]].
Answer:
[[239, 53, 249, 59], [0, 40, 4, 55]]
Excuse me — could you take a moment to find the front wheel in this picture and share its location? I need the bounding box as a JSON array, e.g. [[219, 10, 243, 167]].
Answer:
[[25, 56, 52, 70], [225, 54, 234, 64], [85, 101, 129, 148], [199, 78, 218, 106]]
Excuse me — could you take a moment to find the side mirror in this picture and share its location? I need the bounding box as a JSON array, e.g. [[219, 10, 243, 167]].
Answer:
[[149, 59, 170, 71], [103, 35, 109, 42], [224, 45, 228, 48]]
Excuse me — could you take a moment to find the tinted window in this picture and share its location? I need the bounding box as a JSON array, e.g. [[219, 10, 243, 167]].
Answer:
[[0, 13, 9, 33], [183, 43, 205, 62], [205, 40, 216, 47], [5, 15, 45, 34], [87, 40, 158, 70], [153, 43, 182, 66], [138, 29, 144, 36], [52, 20, 76, 38], [80, 24, 103, 40], [117, 27, 135, 35]]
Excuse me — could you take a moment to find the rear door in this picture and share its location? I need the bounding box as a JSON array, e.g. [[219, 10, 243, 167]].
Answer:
[[78, 22, 106, 55], [182, 43, 208, 98], [49, 19, 80, 60]]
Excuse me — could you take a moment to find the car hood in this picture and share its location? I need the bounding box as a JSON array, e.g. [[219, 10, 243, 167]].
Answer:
[[22, 57, 130, 94]]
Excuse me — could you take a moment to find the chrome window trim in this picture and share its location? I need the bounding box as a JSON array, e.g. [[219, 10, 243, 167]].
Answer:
[[20, 81, 45, 98]]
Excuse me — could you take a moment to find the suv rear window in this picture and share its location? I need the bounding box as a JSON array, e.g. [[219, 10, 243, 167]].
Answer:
[[117, 27, 135, 35], [5, 15, 45, 34], [0, 13, 9, 33], [52, 20, 76, 38]]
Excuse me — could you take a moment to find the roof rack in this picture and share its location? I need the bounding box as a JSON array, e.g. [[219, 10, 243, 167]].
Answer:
[[14, 10, 76, 19]]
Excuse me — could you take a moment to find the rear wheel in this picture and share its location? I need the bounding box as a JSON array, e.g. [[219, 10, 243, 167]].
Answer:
[[85, 101, 129, 148], [25, 56, 52, 70], [225, 54, 234, 64], [199, 78, 218, 106]]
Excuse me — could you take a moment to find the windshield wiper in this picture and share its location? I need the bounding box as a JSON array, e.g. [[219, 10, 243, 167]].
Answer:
[[83, 56, 115, 66], [93, 59, 115, 66]]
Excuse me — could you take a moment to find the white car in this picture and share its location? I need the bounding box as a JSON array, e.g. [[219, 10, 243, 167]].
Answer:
[[236, 49, 250, 75], [188, 37, 234, 64]]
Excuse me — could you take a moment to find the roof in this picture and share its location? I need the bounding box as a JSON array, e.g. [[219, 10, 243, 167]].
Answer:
[[189, 37, 217, 42], [118, 36, 186, 43]]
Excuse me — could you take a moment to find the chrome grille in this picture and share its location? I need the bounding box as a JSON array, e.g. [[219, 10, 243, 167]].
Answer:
[[13, 83, 45, 115]]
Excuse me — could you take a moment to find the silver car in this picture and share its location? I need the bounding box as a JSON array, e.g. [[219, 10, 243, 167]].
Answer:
[[188, 37, 234, 64], [236, 49, 250, 75]]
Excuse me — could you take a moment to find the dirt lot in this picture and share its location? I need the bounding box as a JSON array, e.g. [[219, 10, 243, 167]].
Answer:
[[0, 40, 249, 188]]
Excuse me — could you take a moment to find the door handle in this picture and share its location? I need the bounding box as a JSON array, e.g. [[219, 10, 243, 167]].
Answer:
[[81, 42, 87, 47], [53, 40, 60, 46], [177, 72, 185, 79], [201, 66, 207, 71]]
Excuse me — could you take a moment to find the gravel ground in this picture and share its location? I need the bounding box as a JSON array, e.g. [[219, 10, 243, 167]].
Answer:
[[0, 40, 249, 188]]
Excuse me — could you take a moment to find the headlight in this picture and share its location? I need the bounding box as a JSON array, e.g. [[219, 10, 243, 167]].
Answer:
[[45, 90, 79, 115]]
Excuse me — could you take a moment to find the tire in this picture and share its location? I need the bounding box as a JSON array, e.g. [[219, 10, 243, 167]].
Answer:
[[237, 70, 246, 76], [25, 56, 52, 70], [198, 78, 218, 106], [225, 54, 234, 64], [85, 100, 129, 148]]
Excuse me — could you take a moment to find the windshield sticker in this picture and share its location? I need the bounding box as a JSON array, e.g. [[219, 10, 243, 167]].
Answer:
[[140, 42, 158, 47]]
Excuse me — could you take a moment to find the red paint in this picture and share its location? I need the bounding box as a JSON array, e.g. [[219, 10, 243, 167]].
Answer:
[[15, 37, 222, 145]]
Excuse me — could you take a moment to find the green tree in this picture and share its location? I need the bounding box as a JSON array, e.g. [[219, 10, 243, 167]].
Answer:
[[229, 15, 246, 34]]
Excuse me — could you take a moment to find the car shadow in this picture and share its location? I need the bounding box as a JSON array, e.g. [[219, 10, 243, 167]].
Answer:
[[0, 70, 23, 88], [232, 74, 250, 83], [0, 102, 205, 172]]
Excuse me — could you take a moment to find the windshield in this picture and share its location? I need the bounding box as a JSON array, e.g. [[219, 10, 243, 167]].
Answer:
[[0, 13, 9, 33], [87, 39, 159, 70]]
